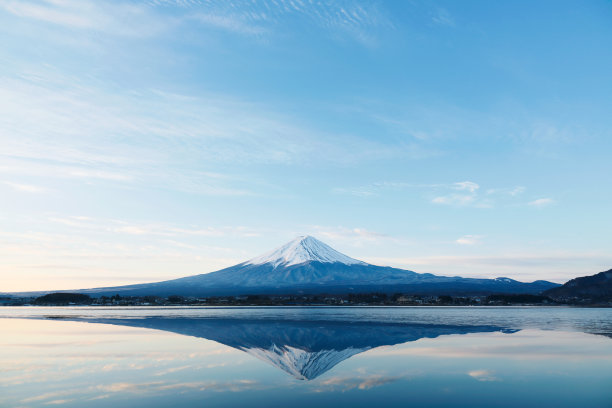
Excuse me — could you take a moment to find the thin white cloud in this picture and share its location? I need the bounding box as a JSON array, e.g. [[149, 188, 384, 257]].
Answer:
[[309, 226, 390, 246], [431, 8, 454, 27], [333, 182, 424, 197], [21, 390, 80, 403], [432, 194, 476, 206], [332, 181, 525, 208], [2, 0, 95, 29], [183, 0, 392, 45], [2, 181, 48, 193], [523, 122, 572, 144], [46, 216, 261, 239], [192, 13, 267, 36], [0, 71, 416, 196], [0, 75, 285, 195], [432, 181, 483, 206], [332, 187, 378, 197], [431, 181, 527, 208], [453, 181, 479, 193], [529, 198, 555, 207], [0, 0, 167, 37], [455, 235, 483, 245], [335, 180, 527, 209], [7, 0, 393, 45], [0, 215, 265, 291], [486, 186, 525, 196]]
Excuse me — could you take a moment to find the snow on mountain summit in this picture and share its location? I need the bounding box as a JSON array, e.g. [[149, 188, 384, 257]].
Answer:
[[245, 235, 366, 268]]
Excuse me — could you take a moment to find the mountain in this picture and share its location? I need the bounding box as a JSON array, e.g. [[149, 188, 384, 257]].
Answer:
[[40, 316, 512, 380], [544, 269, 612, 301], [65, 235, 558, 297], [247, 235, 365, 267]]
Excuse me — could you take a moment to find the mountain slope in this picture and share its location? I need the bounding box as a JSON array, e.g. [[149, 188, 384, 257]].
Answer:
[[68, 235, 559, 297], [544, 269, 612, 300]]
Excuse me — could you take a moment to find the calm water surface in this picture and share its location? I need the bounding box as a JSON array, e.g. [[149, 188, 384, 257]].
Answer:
[[1, 306, 611, 407]]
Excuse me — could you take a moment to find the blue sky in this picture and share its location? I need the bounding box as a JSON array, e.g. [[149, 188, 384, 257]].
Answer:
[[1, 0, 611, 291]]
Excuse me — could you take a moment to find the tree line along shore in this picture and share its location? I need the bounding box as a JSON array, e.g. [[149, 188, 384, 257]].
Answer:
[[1, 292, 610, 307]]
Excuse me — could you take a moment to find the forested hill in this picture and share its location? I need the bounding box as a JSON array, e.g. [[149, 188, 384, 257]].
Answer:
[[544, 269, 612, 300]]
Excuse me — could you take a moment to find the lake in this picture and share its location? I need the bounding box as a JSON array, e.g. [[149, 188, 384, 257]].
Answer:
[[1, 306, 611, 407]]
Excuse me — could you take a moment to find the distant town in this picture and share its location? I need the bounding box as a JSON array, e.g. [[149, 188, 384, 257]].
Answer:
[[1, 292, 610, 307]]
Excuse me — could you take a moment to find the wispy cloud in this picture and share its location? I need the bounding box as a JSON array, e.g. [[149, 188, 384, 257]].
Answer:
[[335, 180, 527, 209], [486, 186, 525, 196], [176, 0, 392, 45], [192, 13, 267, 36], [333, 181, 454, 198], [333, 182, 420, 197], [0, 75, 282, 196], [432, 193, 479, 206], [21, 390, 80, 403], [308, 226, 392, 247], [0, 71, 416, 196], [431, 8, 454, 27], [455, 235, 483, 245], [453, 181, 479, 193], [335, 96, 589, 163], [5, 0, 392, 45], [528, 198, 555, 207], [1, 181, 48, 193], [1, 0, 167, 37], [2, 0, 97, 29], [431, 181, 531, 208], [0, 216, 262, 291], [45, 216, 261, 239], [432, 181, 486, 207]]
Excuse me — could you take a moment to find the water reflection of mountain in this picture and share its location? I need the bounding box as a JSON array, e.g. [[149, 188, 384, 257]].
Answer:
[[67, 317, 512, 380]]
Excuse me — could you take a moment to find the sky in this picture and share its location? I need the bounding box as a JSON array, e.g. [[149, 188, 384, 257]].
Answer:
[[1, 0, 611, 291]]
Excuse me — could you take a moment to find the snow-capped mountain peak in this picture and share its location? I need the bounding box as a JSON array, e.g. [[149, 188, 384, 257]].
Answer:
[[245, 235, 366, 268]]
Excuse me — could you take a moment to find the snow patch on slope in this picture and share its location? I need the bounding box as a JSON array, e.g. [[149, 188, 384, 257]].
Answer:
[[246, 235, 366, 268]]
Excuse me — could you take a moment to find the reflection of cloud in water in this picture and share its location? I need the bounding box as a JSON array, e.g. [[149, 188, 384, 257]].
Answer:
[[317, 374, 403, 392], [20, 379, 266, 405], [368, 330, 612, 361], [153, 365, 192, 376], [97, 379, 262, 393], [51, 317, 512, 380], [468, 369, 498, 382], [22, 390, 78, 403]]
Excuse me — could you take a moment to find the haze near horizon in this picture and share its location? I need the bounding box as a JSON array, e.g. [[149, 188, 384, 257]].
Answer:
[[1, 1, 611, 291]]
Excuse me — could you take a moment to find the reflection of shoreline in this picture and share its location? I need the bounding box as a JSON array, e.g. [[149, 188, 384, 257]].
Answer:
[[47, 317, 514, 380]]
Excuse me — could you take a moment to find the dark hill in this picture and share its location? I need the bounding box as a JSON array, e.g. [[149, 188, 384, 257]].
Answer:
[[544, 269, 612, 301], [34, 292, 92, 305]]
